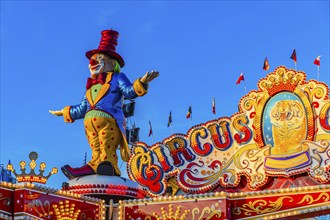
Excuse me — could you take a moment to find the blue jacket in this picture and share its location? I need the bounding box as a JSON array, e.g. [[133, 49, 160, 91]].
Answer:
[[62, 72, 147, 160]]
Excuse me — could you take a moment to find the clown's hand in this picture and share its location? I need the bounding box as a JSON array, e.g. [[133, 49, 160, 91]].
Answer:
[[49, 109, 63, 116], [140, 70, 159, 84]]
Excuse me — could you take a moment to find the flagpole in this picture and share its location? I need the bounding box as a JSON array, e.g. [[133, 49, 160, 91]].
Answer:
[[212, 97, 215, 119], [295, 62, 297, 71], [167, 111, 173, 134], [317, 65, 320, 81], [149, 120, 154, 143], [189, 104, 192, 122], [242, 77, 247, 94]]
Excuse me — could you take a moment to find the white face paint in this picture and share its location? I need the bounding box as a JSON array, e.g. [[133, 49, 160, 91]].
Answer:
[[88, 53, 106, 78]]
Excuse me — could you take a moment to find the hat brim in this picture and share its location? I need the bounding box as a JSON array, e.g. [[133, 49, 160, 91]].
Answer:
[[86, 49, 125, 67]]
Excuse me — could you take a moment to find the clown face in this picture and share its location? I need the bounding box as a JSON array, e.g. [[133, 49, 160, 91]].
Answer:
[[88, 53, 113, 78]]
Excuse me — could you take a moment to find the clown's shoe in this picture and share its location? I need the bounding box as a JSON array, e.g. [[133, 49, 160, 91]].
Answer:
[[61, 164, 95, 180]]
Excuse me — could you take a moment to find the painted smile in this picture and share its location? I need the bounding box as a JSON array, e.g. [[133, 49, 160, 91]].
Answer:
[[90, 64, 101, 70]]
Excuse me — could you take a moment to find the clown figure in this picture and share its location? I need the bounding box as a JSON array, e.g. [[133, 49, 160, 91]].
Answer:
[[50, 30, 159, 179]]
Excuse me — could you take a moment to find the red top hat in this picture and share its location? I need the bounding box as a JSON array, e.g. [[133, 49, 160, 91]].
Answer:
[[86, 30, 125, 67]]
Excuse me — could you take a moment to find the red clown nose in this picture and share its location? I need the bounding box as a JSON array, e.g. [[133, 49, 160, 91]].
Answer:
[[89, 59, 98, 66]]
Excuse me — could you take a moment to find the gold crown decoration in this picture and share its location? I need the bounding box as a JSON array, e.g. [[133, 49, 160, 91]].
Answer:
[[258, 66, 306, 96], [53, 200, 81, 220], [7, 151, 58, 184]]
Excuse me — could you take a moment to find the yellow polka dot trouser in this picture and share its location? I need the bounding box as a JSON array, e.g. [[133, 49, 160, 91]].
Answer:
[[84, 117, 122, 175]]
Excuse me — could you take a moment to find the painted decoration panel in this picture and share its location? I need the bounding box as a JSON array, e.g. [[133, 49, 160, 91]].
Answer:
[[115, 185, 330, 220], [0, 183, 105, 220]]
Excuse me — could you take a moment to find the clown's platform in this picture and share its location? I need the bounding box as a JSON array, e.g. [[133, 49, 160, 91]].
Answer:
[[63, 175, 146, 202]]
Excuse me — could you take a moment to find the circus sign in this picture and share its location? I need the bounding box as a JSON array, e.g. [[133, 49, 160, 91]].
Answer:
[[127, 66, 330, 196]]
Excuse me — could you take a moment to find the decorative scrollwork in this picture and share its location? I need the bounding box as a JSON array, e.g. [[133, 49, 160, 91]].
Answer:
[[27, 199, 51, 218], [180, 143, 270, 191], [179, 160, 223, 191], [304, 82, 327, 102], [0, 193, 11, 206], [192, 203, 222, 220], [304, 140, 330, 182], [232, 196, 293, 216], [243, 96, 257, 112], [297, 192, 329, 205], [230, 144, 269, 188], [192, 207, 211, 220], [206, 210, 222, 220]]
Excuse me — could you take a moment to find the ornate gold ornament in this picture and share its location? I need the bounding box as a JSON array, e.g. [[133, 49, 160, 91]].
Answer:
[[192, 201, 222, 220], [52, 200, 81, 220], [297, 192, 329, 205], [6, 151, 58, 184], [152, 204, 190, 220], [27, 199, 52, 218], [232, 196, 293, 216]]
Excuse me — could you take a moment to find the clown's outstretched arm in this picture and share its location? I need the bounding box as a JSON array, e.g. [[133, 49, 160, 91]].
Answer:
[[49, 96, 87, 123], [49, 109, 63, 116], [140, 70, 159, 84], [49, 107, 74, 122]]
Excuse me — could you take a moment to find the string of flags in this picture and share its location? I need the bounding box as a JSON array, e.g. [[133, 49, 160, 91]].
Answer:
[[147, 49, 323, 137], [288, 49, 321, 79], [236, 49, 322, 90]]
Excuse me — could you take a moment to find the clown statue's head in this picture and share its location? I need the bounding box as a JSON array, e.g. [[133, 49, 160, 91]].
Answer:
[[88, 53, 121, 78]]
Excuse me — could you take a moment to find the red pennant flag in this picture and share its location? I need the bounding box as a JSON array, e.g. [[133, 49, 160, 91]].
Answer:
[[212, 97, 216, 115], [290, 49, 297, 63], [148, 120, 153, 137], [186, 105, 192, 119], [263, 57, 270, 71], [236, 72, 244, 85], [314, 56, 321, 66]]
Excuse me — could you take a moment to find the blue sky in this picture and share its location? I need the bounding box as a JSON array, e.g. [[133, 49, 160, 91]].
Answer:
[[1, 1, 329, 188]]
